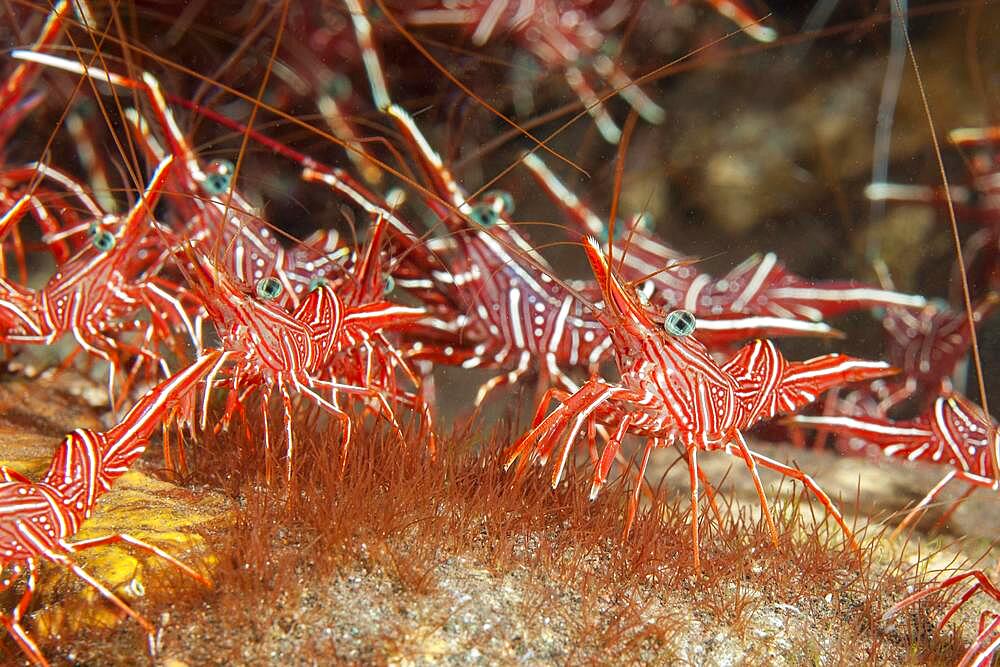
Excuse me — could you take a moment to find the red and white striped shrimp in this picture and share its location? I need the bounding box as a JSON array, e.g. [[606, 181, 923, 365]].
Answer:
[[504, 237, 895, 573], [185, 214, 431, 482], [0, 161, 107, 271], [877, 294, 999, 409], [790, 391, 999, 537], [347, 74, 838, 407], [0, 350, 227, 666], [0, 156, 199, 405], [381, 101, 649, 404], [9, 52, 353, 309]]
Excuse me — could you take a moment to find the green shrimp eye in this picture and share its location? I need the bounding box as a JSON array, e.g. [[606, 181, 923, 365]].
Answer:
[[256, 277, 283, 300], [598, 223, 629, 244], [91, 230, 116, 252], [468, 204, 499, 228], [325, 73, 353, 102], [203, 160, 235, 195], [308, 277, 328, 292], [382, 274, 395, 295], [664, 309, 696, 337], [484, 190, 515, 215]]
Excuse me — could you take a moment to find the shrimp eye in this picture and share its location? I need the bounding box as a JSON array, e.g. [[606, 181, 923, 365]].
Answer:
[[308, 277, 328, 292], [91, 230, 116, 251], [325, 73, 353, 102], [484, 190, 515, 215], [664, 309, 696, 337], [598, 222, 628, 243], [383, 274, 395, 295], [256, 277, 283, 300], [468, 204, 499, 228], [203, 160, 235, 195]]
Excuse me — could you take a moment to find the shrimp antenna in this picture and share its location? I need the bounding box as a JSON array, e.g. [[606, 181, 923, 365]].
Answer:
[[892, 0, 993, 475], [369, 0, 589, 178], [606, 110, 640, 283], [217, 0, 290, 266]]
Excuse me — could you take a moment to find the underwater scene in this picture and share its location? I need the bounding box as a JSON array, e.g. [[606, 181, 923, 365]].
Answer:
[[0, 1, 998, 664]]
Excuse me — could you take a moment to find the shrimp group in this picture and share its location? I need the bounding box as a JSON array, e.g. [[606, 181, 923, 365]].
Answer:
[[0, 0, 996, 664]]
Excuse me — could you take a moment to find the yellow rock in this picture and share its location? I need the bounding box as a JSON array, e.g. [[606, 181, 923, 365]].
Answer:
[[30, 469, 231, 637]]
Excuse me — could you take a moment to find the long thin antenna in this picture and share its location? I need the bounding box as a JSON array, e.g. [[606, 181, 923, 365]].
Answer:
[[218, 0, 290, 263], [607, 111, 639, 271], [371, 0, 589, 177], [893, 0, 993, 469]]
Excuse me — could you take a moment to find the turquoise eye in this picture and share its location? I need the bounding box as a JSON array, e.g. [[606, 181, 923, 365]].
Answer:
[[664, 309, 696, 337], [256, 277, 283, 300], [325, 73, 353, 102], [468, 204, 498, 227], [203, 160, 235, 195], [383, 274, 395, 295], [308, 277, 328, 292], [484, 190, 515, 215], [91, 230, 116, 251], [598, 223, 628, 244]]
